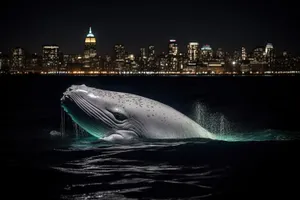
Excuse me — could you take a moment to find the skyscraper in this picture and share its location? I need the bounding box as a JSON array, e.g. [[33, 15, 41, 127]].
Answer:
[[148, 45, 155, 59], [158, 53, 168, 71], [125, 54, 137, 72], [11, 47, 25, 72], [265, 43, 275, 69], [83, 27, 97, 68], [114, 44, 125, 71], [201, 45, 213, 60], [0, 52, 2, 71], [0, 53, 9, 73], [216, 48, 224, 60], [148, 45, 156, 70], [168, 40, 178, 56], [139, 48, 147, 71], [242, 47, 247, 60], [84, 27, 97, 59], [140, 48, 147, 59], [114, 44, 125, 62], [233, 50, 241, 61], [265, 43, 274, 57], [103, 54, 112, 71], [187, 42, 199, 62], [42, 45, 59, 70], [28, 53, 41, 71], [253, 46, 265, 62], [167, 40, 179, 71]]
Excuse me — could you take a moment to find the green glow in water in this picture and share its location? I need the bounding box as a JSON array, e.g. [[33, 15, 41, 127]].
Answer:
[[62, 105, 103, 139], [214, 131, 293, 142]]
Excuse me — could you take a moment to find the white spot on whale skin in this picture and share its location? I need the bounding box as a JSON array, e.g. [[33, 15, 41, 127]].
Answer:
[[88, 93, 99, 98], [76, 89, 88, 93]]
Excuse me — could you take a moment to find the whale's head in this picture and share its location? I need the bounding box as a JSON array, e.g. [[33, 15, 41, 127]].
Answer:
[[61, 84, 144, 142]]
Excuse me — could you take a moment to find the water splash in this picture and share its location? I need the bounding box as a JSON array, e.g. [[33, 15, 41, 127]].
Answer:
[[192, 101, 231, 135], [192, 101, 298, 142], [57, 108, 90, 139], [220, 115, 225, 134], [73, 122, 79, 138], [60, 107, 65, 137], [72, 120, 89, 138]]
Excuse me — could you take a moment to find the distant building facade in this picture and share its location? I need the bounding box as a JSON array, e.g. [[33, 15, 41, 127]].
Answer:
[[187, 42, 199, 62], [11, 47, 25, 72], [42, 45, 59, 70], [201, 45, 213, 61], [114, 44, 126, 71], [168, 40, 179, 71]]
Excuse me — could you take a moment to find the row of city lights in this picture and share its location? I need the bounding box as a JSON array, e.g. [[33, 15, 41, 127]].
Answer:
[[33, 71, 300, 75]]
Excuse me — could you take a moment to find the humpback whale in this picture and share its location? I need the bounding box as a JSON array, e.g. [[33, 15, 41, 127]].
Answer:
[[61, 85, 215, 142]]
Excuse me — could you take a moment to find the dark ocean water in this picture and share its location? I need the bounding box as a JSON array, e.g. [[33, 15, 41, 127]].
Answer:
[[1, 75, 300, 199]]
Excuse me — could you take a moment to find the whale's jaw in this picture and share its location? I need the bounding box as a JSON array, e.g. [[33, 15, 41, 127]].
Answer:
[[61, 87, 111, 139]]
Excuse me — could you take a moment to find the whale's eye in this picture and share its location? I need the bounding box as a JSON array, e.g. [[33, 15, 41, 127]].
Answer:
[[106, 107, 128, 121], [113, 112, 127, 121]]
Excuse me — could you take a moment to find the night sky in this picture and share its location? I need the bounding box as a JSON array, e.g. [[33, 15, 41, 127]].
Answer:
[[1, 0, 299, 55]]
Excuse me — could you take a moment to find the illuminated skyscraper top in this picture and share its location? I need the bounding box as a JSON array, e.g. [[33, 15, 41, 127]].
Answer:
[[201, 45, 213, 60], [85, 27, 96, 44], [84, 27, 97, 60], [265, 43, 274, 56], [201, 45, 212, 51], [87, 27, 95, 37]]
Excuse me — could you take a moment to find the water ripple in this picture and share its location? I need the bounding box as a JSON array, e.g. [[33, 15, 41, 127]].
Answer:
[[53, 141, 227, 199]]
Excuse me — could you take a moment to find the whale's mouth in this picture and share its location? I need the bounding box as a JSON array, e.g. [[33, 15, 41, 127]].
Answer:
[[60, 87, 112, 139]]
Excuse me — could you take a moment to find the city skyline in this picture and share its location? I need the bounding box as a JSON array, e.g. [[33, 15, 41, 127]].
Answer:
[[0, 26, 298, 57], [2, 27, 299, 76], [0, 27, 297, 57], [1, 0, 300, 55]]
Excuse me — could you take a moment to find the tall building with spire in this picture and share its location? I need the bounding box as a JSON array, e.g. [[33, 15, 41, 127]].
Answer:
[[84, 27, 97, 68]]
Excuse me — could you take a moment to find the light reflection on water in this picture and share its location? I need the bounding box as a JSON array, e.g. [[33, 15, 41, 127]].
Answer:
[[54, 139, 225, 200], [50, 129, 299, 200]]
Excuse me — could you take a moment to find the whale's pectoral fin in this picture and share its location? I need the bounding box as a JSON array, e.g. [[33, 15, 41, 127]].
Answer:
[[102, 130, 139, 143]]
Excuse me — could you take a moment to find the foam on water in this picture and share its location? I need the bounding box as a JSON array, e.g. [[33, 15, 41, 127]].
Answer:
[[192, 101, 232, 135]]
